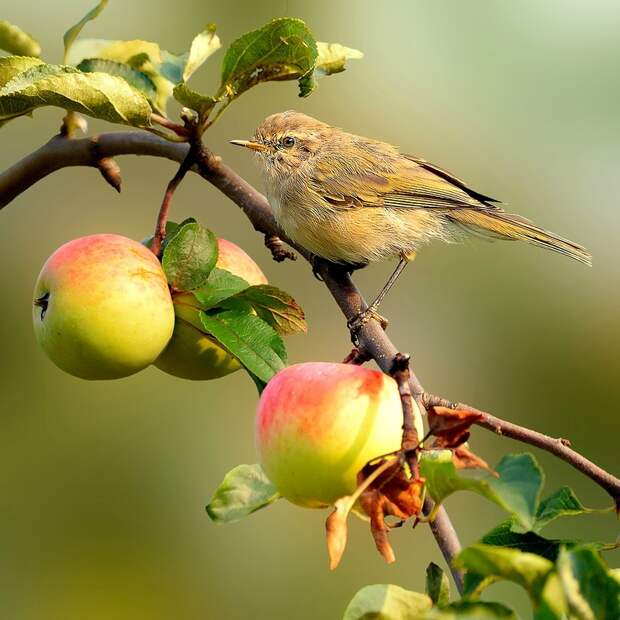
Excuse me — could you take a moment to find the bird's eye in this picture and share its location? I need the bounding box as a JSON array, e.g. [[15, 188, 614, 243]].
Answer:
[[282, 136, 296, 148]]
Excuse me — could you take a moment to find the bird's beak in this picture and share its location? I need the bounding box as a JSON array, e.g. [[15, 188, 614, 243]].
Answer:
[[229, 139, 268, 152]]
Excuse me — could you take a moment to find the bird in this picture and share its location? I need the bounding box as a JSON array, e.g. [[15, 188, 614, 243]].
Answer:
[[230, 110, 591, 331]]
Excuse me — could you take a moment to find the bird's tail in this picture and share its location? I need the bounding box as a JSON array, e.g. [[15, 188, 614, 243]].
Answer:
[[448, 208, 592, 266]]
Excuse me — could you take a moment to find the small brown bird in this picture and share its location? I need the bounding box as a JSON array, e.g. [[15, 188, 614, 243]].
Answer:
[[231, 111, 591, 328]]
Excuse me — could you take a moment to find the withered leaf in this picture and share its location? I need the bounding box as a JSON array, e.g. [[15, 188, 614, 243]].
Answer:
[[326, 497, 351, 570], [357, 460, 425, 564], [428, 405, 483, 448], [452, 444, 497, 476]]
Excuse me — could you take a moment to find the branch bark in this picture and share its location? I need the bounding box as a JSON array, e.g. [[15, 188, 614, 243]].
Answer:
[[3, 130, 619, 587]]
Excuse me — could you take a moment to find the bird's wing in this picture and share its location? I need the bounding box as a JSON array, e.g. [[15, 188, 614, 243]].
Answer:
[[308, 150, 500, 212]]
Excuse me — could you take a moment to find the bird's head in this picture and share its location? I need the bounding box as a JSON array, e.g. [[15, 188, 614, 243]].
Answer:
[[230, 110, 333, 181]]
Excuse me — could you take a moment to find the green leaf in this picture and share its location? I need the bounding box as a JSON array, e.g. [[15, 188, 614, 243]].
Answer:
[[228, 284, 307, 335], [557, 546, 620, 620], [456, 544, 555, 604], [315, 41, 363, 76], [0, 21, 41, 57], [183, 24, 221, 81], [0, 56, 44, 88], [173, 82, 219, 116], [199, 308, 286, 383], [535, 487, 603, 531], [219, 18, 318, 100], [424, 601, 517, 619], [419, 451, 543, 530], [343, 584, 432, 620], [63, 0, 109, 63], [162, 222, 218, 292], [465, 519, 617, 603], [77, 58, 157, 104], [425, 563, 450, 607], [67, 38, 175, 113], [0, 63, 151, 127], [192, 268, 250, 309], [206, 464, 279, 523], [479, 519, 572, 562]]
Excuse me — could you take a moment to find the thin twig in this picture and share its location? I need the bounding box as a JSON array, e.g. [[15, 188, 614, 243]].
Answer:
[[150, 146, 195, 257], [264, 234, 297, 262], [151, 113, 190, 138]]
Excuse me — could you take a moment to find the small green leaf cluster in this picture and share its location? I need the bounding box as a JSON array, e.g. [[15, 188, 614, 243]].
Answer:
[[0, 5, 362, 131], [157, 219, 305, 389]]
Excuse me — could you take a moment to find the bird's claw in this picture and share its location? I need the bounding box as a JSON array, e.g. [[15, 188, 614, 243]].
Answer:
[[347, 307, 389, 343]]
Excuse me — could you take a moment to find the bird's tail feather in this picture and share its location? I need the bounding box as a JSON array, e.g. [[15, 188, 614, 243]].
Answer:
[[448, 209, 592, 266]]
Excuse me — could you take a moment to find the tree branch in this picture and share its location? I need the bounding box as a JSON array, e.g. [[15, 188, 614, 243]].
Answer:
[[3, 130, 618, 587]]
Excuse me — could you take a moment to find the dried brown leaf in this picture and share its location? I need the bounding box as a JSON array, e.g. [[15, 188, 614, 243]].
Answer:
[[325, 497, 351, 570], [453, 444, 498, 476], [428, 406, 483, 448], [356, 459, 425, 564]]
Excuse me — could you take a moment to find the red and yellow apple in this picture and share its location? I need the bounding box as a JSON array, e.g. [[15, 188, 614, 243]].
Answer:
[[32, 234, 174, 380], [256, 362, 407, 507], [154, 238, 267, 380]]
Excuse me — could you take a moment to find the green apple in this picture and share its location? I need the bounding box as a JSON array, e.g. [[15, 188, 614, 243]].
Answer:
[[154, 238, 267, 380], [256, 362, 407, 507], [33, 234, 174, 380]]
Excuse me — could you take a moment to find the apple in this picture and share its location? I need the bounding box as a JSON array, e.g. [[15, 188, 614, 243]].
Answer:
[[256, 362, 407, 507], [33, 234, 174, 380], [154, 238, 267, 380]]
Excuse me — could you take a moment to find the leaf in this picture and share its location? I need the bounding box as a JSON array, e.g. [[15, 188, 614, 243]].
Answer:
[[315, 41, 363, 76], [464, 519, 616, 600], [192, 268, 250, 309], [63, 0, 109, 62], [219, 18, 318, 100], [206, 464, 279, 523], [424, 601, 517, 619], [173, 82, 219, 116], [535, 486, 603, 531], [419, 451, 543, 530], [451, 444, 495, 474], [199, 308, 286, 383], [0, 21, 41, 57], [0, 56, 44, 88], [0, 63, 151, 127], [557, 546, 620, 620], [67, 38, 175, 113], [479, 519, 572, 562], [229, 284, 307, 335], [428, 406, 483, 448], [77, 58, 157, 104], [455, 544, 555, 602], [326, 497, 350, 570], [183, 24, 221, 81], [343, 584, 432, 620], [426, 562, 450, 607], [162, 222, 218, 292]]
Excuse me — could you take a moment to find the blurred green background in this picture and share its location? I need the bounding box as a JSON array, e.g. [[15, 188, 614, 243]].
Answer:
[[1, 1, 619, 618]]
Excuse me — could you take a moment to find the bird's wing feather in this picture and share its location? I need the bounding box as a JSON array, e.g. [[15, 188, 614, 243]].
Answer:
[[309, 147, 500, 212]]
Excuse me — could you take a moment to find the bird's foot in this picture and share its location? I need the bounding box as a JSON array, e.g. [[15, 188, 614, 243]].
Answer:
[[347, 307, 389, 343], [311, 255, 325, 281]]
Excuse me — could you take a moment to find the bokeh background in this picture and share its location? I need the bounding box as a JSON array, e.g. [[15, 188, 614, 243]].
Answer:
[[1, 1, 619, 618]]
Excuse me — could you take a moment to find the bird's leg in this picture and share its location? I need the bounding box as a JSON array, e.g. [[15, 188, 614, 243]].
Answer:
[[347, 254, 413, 339]]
